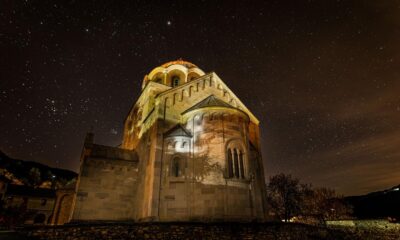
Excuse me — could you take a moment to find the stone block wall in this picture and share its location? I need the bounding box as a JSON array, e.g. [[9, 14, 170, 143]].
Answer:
[[157, 107, 265, 221], [72, 154, 138, 221], [71, 69, 267, 223]]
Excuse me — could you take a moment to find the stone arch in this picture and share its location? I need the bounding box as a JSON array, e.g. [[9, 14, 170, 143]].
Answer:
[[166, 69, 186, 86], [202, 79, 207, 89], [187, 71, 201, 82], [164, 97, 171, 107], [173, 93, 179, 105], [169, 155, 185, 177], [181, 89, 189, 101], [165, 64, 188, 75], [188, 67, 204, 77], [148, 66, 166, 81], [181, 141, 187, 148], [189, 85, 195, 97], [151, 72, 164, 84], [205, 77, 211, 87]]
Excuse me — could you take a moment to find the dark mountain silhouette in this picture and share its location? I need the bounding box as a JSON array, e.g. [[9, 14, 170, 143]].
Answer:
[[345, 185, 400, 219], [0, 150, 77, 188]]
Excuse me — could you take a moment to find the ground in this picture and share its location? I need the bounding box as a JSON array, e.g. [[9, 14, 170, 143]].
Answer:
[[6, 222, 399, 240]]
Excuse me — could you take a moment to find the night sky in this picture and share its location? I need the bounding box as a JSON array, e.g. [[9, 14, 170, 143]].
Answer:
[[1, 1, 400, 195]]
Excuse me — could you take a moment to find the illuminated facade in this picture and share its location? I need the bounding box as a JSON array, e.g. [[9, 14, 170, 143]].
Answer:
[[71, 60, 268, 222]]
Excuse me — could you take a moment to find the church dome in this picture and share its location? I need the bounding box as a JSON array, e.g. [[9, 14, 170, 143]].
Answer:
[[160, 60, 198, 69], [142, 59, 205, 89]]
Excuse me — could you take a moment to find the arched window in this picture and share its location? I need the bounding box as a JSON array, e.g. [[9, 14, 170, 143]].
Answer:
[[234, 149, 239, 178], [226, 142, 246, 179], [172, 76, 180, 87], [172, 157, 180, 177], [227, 149, 233, 178], [239, 151, 244, 178]]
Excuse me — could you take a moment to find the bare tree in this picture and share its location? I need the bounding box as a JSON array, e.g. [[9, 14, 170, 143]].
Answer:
[[267, 174, 352, 224], [266, 173, 302, 222]]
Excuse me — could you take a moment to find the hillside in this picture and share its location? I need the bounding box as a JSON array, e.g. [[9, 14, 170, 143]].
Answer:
[[346, 185, 400, 219], [0, 150, 77, 188]]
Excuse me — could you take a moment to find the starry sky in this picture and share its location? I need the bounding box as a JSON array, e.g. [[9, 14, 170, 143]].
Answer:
[[1, 1, 400, 195]]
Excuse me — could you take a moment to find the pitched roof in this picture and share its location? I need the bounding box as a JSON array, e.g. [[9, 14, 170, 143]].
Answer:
[[164, 125, 192, 137], [182, 95, 235, 114], [90, 144, 138, 162]]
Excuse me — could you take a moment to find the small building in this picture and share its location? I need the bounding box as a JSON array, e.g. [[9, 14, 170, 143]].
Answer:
[[2, 184, 56, 224]]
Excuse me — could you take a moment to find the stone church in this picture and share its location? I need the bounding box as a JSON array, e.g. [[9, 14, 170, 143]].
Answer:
[[70, 60, 268, 222]]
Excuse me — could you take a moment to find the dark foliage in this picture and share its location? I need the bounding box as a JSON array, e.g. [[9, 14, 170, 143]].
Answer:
[[267, 173, 352, 224], [0, 150, 77, 187]]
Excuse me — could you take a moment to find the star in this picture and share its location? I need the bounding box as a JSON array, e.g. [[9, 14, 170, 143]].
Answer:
[[1, 0, 399, 197]]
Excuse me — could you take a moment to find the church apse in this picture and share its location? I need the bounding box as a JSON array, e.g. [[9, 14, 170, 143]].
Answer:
[[71, 60, 267, 222]]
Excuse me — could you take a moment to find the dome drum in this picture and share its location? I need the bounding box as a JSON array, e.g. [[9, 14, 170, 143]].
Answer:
[[142, 60, 205, 89]]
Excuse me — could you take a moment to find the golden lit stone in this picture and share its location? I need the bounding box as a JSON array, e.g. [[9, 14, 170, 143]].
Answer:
[[71, 61, 268, 222]]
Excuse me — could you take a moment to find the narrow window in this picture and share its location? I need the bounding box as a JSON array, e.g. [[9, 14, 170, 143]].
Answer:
[[172, 76, 180, 87], [239, 151, 245, 178], [234, 149, 239, 178], [227, 149, 233, 178], [173, 158, 180, 177]]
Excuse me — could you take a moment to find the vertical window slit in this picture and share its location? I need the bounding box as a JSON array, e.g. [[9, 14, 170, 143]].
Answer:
[[234, 149, 239, 178]]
